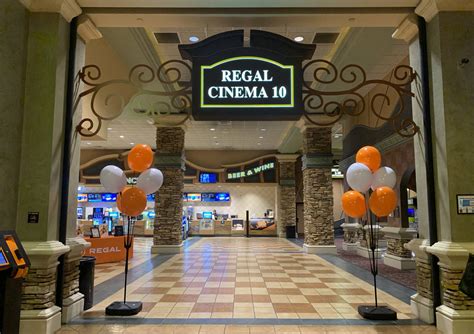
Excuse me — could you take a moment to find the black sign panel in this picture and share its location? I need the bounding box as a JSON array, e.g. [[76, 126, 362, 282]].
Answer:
[[201, 57, 294, 108], [180, 30, 315, 121]]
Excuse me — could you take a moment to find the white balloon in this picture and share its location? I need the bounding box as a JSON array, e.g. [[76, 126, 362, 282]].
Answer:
[[100, 165, 127, 193], [137, 168, 164, 195], [346, 162, 373, 193], [371, 166, 397, 190]]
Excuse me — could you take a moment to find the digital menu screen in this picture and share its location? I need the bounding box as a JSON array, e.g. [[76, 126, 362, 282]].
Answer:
[[87, 193, 102, 202], [215, 193, 230, 202], [199, 173, 217, 183], [202, 211, 213, 219], [187, 193, 202, 202], [147, 194, 155, 201], [0, 252, 7, 265], [101, 193, 117, 202], [77, 194, 88, 202], [201, 193, 216, 202]]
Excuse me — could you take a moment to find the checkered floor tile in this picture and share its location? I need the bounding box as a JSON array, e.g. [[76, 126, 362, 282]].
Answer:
[[84, 237, 414, 320]]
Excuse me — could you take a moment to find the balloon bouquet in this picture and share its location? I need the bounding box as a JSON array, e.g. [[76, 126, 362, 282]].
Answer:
[[100, 144, 163, 316], [341, 146, 398, 320]]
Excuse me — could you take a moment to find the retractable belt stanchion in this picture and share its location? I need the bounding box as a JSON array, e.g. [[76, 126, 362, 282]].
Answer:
[[0, 231, 31, 334]]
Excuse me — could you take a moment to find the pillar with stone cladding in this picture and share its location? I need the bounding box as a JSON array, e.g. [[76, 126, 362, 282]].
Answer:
[[276, 155, 299, 238], [152, 126, 185, 254], [301, 126, 336, 254], [393, 5, 474, 333]]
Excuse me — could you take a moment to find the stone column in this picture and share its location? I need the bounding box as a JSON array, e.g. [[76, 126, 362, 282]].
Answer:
[[152, 126, 186, 254], [394, 3, 474, 332], [276, 155, 299, 238], [341, 221, 361, 252], [382, 227, 417, 270], [300, 125, 336, 254]]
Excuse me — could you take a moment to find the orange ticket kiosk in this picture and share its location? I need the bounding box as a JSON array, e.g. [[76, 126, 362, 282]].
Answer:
[[0, 230, 31, 334]]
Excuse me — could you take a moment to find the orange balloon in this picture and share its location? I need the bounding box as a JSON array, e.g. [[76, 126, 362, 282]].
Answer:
[[369, 186, 397, 217], [120, 187, 147, 216], [356, 146, 381, 172], [341, 191, 366, 218], [128, 144, 154, 172]]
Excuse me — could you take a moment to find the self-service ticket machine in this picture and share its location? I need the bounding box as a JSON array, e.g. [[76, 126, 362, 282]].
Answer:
[[0, 231, 30, 334]]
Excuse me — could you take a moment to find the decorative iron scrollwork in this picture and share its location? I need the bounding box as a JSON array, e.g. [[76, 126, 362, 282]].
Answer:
[[302, 60, 419, 137], [75, 60, 192, 137]]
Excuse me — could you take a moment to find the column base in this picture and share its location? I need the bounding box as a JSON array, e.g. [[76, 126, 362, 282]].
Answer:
[[383, 253, 416, 270], [62, 292, 84, 323], [20, 306, 62, 334], [410, 293, 434, 324], [356, 245, 385, 259], [151, 243, 183, 254], [303, 244, 337, 255], [342, 242, 359, 252], [436, 305, 474, 334]]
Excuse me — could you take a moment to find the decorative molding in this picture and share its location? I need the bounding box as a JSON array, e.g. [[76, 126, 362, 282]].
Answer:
[[426, 241, 474, 270], [301, 153, 333, 170], [415, 0, 474, 22], [184, 160, 225, 173], [22, 241, 70, 269], [221, 154, 277, 168], [19, 0, 82, 22], [392, 14, 419, 43], [77, 15, 102, 43], [275, 154, 300, 162]]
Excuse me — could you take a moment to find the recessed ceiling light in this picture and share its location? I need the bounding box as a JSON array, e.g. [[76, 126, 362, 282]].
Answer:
[[210, 128, 216, 131], [260, 128, 266, 131], [86, 142, 91, 145], [189, 36, 199, 42], [120, 135, 124, 138], [257, 143, 262, 145], [215, 142, 219, 145], [294, 36, 304, 42], [259, 136, 263, 139], [130, 142, 135, 145], [213, 136, 218, 139], [107, 127, 112, 130]]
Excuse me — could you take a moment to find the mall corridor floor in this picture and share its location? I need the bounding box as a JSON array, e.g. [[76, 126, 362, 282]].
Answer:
[[58, 237, 439, 333]]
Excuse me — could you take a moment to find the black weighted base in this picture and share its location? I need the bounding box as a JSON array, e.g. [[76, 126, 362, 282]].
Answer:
[[357, 305, 397, 320], [106, 301, 142, 316]]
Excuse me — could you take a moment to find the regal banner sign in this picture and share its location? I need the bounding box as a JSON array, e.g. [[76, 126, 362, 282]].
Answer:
[[180, 30, 315, 121]]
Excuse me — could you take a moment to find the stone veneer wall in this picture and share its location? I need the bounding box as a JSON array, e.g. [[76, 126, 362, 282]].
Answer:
[[22, 267, 57, 310], [415, 258, 433, 300], [441, 267, 474, 310], [278, 161, 296, 236], [62, 259, 80, 299], [302, 127, 334, 246], [387, 239, 412, 258], [154, 127, 185, 246]]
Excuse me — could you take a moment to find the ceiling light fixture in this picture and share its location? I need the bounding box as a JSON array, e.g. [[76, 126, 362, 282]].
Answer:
[[189, 36, 199, 42], [210, 128, 216, 131], [259, 136, 263, 139], [213, 136, 218, 139], [215, 142, 219, 145], [257, 143, 262, 145], [120, 135, 124, 138], [107, 127, 112, 130], [130, 142, 135, 145], [260, 128, 266, 131], [294, 36, 304, 42], [86, 142, 91, 145]]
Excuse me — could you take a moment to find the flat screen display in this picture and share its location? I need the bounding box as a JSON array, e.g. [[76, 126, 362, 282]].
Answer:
[[147, 194, 155, 201], [201, 193, 216, 202], [93, 207, 103, 219], [0, 251, 7, 265], [215, 192, 230, 202], [77, 207, 84, 219], [77, 194, 88, 202], [187, 193, 202, 202], [202, 211, 213, 219], [87, 193, 102, 202], [101, 193, 117, 202], [109, 211, 119, 218], [200, 173, 217, 183]]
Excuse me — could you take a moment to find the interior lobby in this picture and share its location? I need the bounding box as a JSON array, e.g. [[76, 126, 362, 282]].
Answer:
[[1, 1, 473, 333]]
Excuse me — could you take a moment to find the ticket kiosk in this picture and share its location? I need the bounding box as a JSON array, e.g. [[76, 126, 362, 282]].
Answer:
[[0, 231, 31, 334]]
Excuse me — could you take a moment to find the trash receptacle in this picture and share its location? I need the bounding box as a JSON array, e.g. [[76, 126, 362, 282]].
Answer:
[[286, 225, 296, 239], [79, 256, 96, 310]]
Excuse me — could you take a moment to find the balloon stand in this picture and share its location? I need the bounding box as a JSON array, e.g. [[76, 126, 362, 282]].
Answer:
[[357, 193, 397, 321], [106, 216, 143, 316]]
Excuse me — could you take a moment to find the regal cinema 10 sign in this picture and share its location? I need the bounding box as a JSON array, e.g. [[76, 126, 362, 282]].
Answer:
[[201, 57, 294, 109], [180, 30, 315, 121]]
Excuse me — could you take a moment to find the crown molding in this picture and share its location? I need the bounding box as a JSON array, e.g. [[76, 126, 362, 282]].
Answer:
[[415, 0, 474, 22], [19, 0, 82, 22], [77, 15, 102, 43], [392, 14, 419, 43]]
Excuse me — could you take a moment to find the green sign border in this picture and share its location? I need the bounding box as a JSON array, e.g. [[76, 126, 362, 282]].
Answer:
[[200, 56, 294, 108]]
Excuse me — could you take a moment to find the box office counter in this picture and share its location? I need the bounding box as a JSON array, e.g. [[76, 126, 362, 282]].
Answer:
[[188, 218, 275, 236], [82, 236, 134, 264]]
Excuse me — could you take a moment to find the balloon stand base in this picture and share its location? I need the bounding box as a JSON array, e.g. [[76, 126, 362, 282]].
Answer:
[[357, 305, 397, 320], [106, 301, 142, 316]]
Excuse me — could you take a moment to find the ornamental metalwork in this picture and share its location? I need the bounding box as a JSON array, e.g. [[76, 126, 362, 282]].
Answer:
[[75, 60, 192, 137], [75, 59, 419, 137], [302, 60, 419, 137]]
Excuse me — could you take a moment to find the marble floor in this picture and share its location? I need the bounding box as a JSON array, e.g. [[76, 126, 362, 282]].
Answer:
[[60, 237, 439, 333]]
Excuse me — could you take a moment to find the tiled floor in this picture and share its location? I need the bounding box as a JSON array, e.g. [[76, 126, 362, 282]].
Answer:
[[62, 237, 439, 333]]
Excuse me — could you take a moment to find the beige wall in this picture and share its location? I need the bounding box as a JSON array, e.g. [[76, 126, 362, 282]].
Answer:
[[185, 150, 277, 169], [332, 179, 344, 221]]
